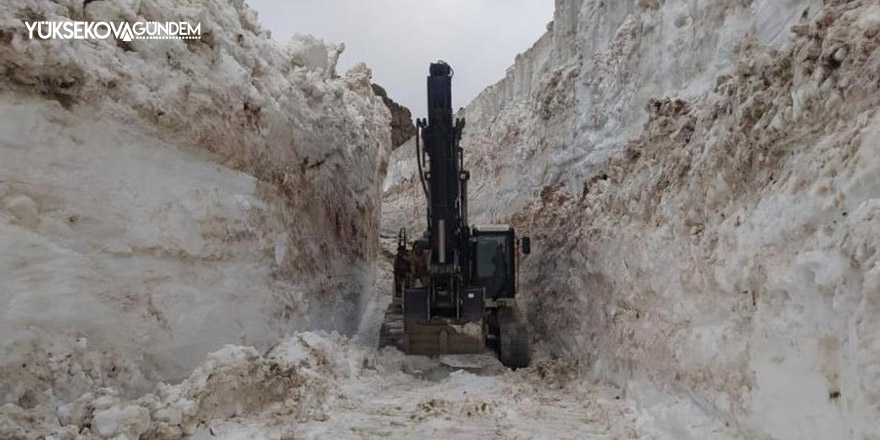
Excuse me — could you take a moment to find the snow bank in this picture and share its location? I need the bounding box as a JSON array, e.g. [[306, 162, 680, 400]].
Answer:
[[0, 0, 390, 407], [384, 0, 880, 438], [0, 331, 371, 439]]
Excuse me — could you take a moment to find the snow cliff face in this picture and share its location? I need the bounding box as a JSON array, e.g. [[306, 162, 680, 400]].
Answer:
[[0, 0, 390, 405], [385, 0, 880, 438]]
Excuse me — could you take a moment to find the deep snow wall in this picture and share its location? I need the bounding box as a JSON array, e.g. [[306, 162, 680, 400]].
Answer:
[[384, 0, 880, 438], [0, 0, 390, 405]]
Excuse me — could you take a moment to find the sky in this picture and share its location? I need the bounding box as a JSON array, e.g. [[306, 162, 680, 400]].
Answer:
[[247, 0, 555, 118]]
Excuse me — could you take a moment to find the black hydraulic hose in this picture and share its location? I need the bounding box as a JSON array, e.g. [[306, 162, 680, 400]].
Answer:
[[415, 123, 429, 201]]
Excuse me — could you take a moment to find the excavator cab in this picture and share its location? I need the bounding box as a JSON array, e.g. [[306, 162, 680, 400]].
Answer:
[[471, 225, 524, 300]]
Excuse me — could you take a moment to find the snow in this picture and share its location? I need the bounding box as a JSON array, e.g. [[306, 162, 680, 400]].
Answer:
[[0, 331, 658, 439], [3, 0, 880, 438], [0, 0, 390, 410]]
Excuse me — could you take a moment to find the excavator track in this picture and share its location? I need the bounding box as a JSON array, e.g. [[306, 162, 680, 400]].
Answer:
[[378, 301, 404, 349], [497, 307, 531, 369]]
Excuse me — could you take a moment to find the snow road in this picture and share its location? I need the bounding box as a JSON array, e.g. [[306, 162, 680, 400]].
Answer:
[[195, 353, 650, 440]]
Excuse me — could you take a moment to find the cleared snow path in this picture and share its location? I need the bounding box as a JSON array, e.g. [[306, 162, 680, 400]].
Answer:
[[265, 240, 653, 440], [193, 239, 655, 440], [187, 352, 651, 440]]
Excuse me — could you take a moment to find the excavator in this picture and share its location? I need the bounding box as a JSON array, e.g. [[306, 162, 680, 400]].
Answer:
[[379, 62, 532, 368]]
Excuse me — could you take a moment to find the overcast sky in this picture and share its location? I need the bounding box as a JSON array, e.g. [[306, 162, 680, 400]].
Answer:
[[247, 0, 555, 118]]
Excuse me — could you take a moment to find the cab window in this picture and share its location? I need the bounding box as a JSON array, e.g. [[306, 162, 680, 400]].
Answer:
[[474, 235, 511, 296]]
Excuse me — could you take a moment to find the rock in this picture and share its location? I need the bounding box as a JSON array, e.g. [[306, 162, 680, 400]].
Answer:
[[372, 83, 417, 149]]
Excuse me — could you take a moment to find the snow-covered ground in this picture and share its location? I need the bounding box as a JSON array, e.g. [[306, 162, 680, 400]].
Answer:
[[2, 330, 659, 440]]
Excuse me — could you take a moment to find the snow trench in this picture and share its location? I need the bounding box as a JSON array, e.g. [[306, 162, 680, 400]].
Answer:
[[3, 0, 880, 439]]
